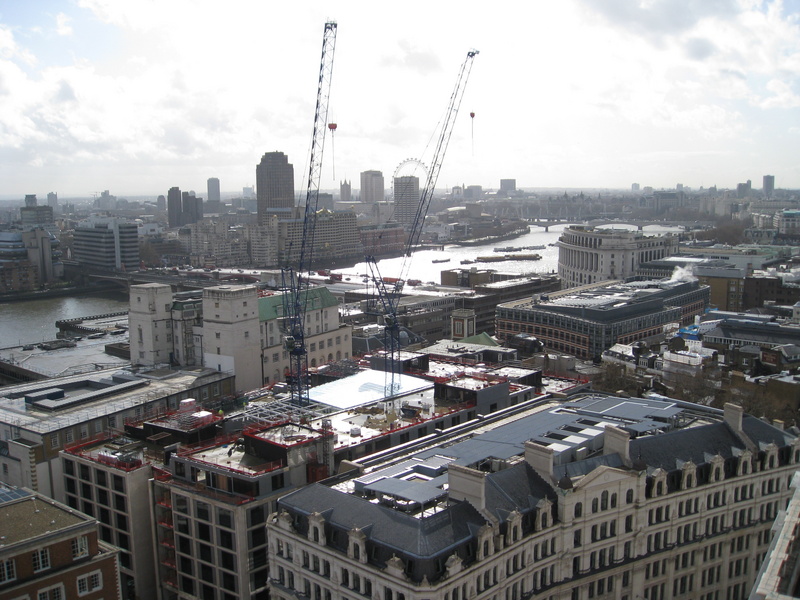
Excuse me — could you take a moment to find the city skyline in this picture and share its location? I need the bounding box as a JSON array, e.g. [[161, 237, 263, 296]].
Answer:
[[1, 1, 799, 198]]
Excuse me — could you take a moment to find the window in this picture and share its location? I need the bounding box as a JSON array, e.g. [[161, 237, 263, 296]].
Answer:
[[71, 536, 89, 559], [38, 584, 64, 600], [77, 571, 102, 596], [32, 548, 50, 572], [0, 559, 16, 583]]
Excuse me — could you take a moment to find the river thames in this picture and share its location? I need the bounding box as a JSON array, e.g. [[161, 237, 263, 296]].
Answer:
[[0, 292, 129, 347], [0, 223, 682, 347]]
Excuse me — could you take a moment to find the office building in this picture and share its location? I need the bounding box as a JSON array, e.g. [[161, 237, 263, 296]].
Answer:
[[60, 403, 227, 600], [157, 194, 167, 211], [0, 229, 62, 292], [268, 396, 799, 600], [763, 175, 775, 198], [0, 485, 121, 600], [201, 285, 262, 392], [20, 195, 55, 232], [557, 226, 679, 288], [207, 177, 221, 203], [181, 191, 203, 226], [360, 170, 384, 204], [151, 416, 336, 600], [0, 367, 235, 499], [500, 179, 516, 193], [128, 283, 352, 388], [62, 433, 163, 600], [258, 286, 351, 384], [244, 218, 280, 267], [394, 175, 420, 228], [277, 210, 362, 267], [46, 192, 58, 210], [496, 278, 709, 360], [168, 187, 182, 229], [256, 152, 295, 222], [72, 217, 139, 272]]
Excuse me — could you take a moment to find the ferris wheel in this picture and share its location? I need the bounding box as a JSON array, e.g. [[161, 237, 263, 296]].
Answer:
[[391, 158, 428, 200]]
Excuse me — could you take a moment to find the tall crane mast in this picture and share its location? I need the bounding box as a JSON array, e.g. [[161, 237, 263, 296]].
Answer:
[[281, 21, 337, 406], [367, 48, 479, 397]]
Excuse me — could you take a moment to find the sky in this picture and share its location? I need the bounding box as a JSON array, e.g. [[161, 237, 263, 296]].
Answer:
[[0, 0, 799, 200]]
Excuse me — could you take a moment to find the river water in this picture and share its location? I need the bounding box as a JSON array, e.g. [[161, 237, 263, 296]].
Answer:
[[0, 224, 683, 347], [334, 223, 684, 285], [0, 292, 130, 347]]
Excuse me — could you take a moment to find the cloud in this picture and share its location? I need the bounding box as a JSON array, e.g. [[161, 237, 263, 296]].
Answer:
[[685, 37, 717, 60], [55, 80, 77, 103], [55, 13, 73, 36], [760, 79, 800, 108], [380, 40, 442, 75], [577, 0, 739, 38]]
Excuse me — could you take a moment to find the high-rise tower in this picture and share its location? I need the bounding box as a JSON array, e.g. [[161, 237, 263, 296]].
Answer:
[[764, 174, 775, 198], [207, 177, 221, 203], [256, 151, 295, 222], [167, 187, 182, 228], [393, 175, 421, 228], [360, 170, 384, 204]]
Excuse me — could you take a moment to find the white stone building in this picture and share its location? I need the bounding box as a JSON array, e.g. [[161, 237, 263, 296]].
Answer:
[[268, 397, 800, 600], [557, 226, 678, 288]]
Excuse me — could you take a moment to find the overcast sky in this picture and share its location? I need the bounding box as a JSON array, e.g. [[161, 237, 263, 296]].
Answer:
[[1, 0, 799, 200]]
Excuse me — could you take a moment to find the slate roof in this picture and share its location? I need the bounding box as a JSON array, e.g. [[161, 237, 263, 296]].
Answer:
[[742, 415, 796, 450], [281, 483, 484, 559], [483, 461, 555, 522], [629, 421, 745, 472]]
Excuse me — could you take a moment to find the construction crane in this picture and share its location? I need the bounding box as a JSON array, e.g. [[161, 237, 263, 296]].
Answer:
[[367, 48, 479, 397], [281, 21, 337, 407]]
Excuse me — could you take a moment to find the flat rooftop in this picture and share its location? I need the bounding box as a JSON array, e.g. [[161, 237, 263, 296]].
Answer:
[[0, 332, 131, 379], [0, 367, 231, 435], [331, 393, 715, 513], [0, 493, 90, 546]]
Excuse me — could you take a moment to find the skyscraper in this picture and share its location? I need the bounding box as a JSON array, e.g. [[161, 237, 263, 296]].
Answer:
[[764, 174, 775, 198], [207, 177, 221, 203], [167, 187, 182, 228], [393, 175, 421, 228], [256, 151, 294, 222], [360, 170, 384, 203], [182, 190, 203, 225]]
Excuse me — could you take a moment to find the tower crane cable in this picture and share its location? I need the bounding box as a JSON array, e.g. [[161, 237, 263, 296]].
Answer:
[[366, 48, 479, 398], [280, 21, 338, 407]]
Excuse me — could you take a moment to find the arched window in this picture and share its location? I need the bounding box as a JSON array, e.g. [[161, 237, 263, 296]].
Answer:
[[483, 540, 489, 557], [353, 544, 360, 560], [656, 481, 663, 496], [686, 474, 693, 488], [742, 462, 749, 475], [768, 455, 775, 469], [601, 491, 609, 511], [591, 498, 599, 513], [541, 513, 548, 529], [574, 502, 583, 518], [610, 493, 617, 508], [626, 490, 634, 504]]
